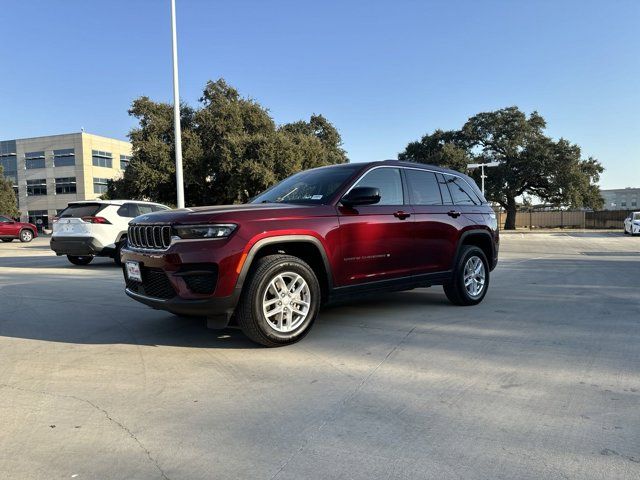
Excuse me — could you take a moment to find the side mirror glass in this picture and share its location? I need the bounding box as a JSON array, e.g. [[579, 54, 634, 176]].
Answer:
[[341, 186, 381, 207]]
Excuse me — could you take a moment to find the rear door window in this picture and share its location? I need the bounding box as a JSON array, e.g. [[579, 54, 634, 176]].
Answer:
[[405, 169, 442, 205], [436, 174, 453, 205], [444, 175, 481, 206], [58, 203, 105, 218], [117, 203, 137, 217], [136, 204, 155, 215]]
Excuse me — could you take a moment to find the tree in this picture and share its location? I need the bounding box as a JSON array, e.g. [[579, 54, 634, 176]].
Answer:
[[399, 107, 604, 229], [0, 166, 19, 218], [109, 79, 348, 205]]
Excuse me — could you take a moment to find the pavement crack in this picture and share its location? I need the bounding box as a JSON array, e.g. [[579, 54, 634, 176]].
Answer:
[[0, 383, 170, 480]]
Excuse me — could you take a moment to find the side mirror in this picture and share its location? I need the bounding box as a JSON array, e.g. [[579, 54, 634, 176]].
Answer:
[[341, 187, 381, 207]]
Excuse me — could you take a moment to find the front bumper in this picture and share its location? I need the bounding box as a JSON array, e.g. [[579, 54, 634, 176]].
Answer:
[[124, 287, 237, 320], [50, 236, 106, 256], [120, 241, 244, 322]]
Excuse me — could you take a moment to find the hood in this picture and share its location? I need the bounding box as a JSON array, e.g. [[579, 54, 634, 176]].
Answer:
[[130, 202, 325, 225]]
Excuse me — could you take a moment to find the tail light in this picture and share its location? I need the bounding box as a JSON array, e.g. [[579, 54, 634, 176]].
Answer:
[[81, 216, 111, 224]]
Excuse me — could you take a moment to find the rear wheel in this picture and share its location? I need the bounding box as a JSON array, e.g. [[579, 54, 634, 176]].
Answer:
[[443, 245, 489, 306], [236, 254, 320, 347], [67, 255, 94, 266], [19, 229, 34, 243]]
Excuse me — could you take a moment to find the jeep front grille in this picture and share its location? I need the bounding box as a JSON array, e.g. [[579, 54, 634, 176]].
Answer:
[[128, 225, 172, 250]]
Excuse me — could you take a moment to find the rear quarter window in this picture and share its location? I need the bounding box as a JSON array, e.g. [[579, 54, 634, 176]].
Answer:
[[444, 175, 481, 206]]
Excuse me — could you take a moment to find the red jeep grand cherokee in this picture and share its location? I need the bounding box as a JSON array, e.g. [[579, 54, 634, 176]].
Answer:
[[121, 160, 499, 346]]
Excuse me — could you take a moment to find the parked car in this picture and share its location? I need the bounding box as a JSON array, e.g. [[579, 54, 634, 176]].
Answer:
[[623, 212, 640, 236], [51, 200, 171, 265], [0, 215, 38, 243], [121, 160, 499, 346]]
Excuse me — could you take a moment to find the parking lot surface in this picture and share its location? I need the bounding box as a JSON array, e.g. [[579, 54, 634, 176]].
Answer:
[[1, 232, 639, 480]]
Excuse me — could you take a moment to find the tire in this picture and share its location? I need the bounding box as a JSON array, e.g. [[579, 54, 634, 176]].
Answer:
[[1, 239, 12, 243], [67, 255, 94, 266], [236, 254, 321, 347], [19, 229, 34, 243], [443, 245, 490, 306], [113, 241, 123, 265]]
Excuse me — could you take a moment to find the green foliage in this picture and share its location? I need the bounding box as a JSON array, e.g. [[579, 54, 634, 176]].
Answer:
[[399, 106, 604, 229], [0, 166, 19, 218], [109, 79, 347, 205]]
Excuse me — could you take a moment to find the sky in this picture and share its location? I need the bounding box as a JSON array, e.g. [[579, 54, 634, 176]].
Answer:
[[1, 0, 638, 189]]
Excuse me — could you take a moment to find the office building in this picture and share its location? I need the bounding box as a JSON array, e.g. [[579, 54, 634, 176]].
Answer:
[[0, 132, 132, 228], [600, 187, 640, 211]]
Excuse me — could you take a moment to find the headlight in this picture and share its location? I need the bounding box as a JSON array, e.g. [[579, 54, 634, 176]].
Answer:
[[174, 224, 236, 239]]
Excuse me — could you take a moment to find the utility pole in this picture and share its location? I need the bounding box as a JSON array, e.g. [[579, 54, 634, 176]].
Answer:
[[170, 0, 185, 208], [467, 161, 500, 196]]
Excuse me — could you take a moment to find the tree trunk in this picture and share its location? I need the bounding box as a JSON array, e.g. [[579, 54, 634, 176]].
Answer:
[[504, 196, 517, 230]]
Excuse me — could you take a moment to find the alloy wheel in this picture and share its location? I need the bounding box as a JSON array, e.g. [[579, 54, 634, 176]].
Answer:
[[463, 256, 486, 297], [262, 271, 311, 333]]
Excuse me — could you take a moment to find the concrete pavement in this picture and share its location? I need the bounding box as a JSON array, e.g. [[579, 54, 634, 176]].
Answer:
[[0, 233, 639, 479]]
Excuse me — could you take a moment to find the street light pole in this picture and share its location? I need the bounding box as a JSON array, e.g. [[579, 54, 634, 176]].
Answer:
[[170, 0, 185, 209], [467, 161, 500, 196]]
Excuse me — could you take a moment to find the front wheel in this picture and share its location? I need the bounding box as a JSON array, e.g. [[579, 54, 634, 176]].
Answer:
[[443, 245, 490, 306], [19, 229, 34, 243], [113, 241, 123, 265], [236, 254, 321, 347], [67, 255, 94, 266]]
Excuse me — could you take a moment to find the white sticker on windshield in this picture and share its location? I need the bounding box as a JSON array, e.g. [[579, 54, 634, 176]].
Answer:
[[311, 195, 323, 200]]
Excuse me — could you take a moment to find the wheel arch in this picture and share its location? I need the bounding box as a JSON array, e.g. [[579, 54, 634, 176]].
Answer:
[[455, 229, 496, 271], [236, 235, 334, 302]]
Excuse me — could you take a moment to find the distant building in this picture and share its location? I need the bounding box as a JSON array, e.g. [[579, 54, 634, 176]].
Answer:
[[0, 133, 132, 228], [600, 188, 640, 211]]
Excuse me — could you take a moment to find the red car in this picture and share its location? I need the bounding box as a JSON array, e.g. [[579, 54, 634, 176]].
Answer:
[[122, 160, 499, 346], [0, 215, 38, 243]]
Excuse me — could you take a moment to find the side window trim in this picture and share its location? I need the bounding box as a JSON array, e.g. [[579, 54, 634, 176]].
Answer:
[[344, 165, 482, 207]]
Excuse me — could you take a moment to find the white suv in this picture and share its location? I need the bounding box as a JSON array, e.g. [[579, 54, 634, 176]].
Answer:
[[624, 212, 640, 236], [51, 200, 171, 265]]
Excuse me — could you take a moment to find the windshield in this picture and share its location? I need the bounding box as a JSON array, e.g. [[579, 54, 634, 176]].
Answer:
[[251, 164, 361, 205], [634, 213, 640, 220]]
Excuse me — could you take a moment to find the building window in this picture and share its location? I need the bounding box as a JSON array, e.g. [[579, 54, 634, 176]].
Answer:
[[93, 177, 109, 194], [55, 177, 77, 194], [27, 179, 47, 196], [25, 151, 46, 169], [53, 148, 75, 167], [92, 150, 113, 168], [621, 201, 627, 207], [632, 200, 637, 207], [28, 210, 49, 231], [120, 154, 132, 170], [1, 154, 18, 179]]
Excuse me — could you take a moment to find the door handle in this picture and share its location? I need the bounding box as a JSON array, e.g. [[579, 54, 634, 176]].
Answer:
[[394, 211, 411, 220], [447, 210, 461, 218]]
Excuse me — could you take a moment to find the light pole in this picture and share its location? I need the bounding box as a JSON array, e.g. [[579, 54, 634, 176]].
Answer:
[[467, 161, 500, 196], [170, 0, 185, 209]]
